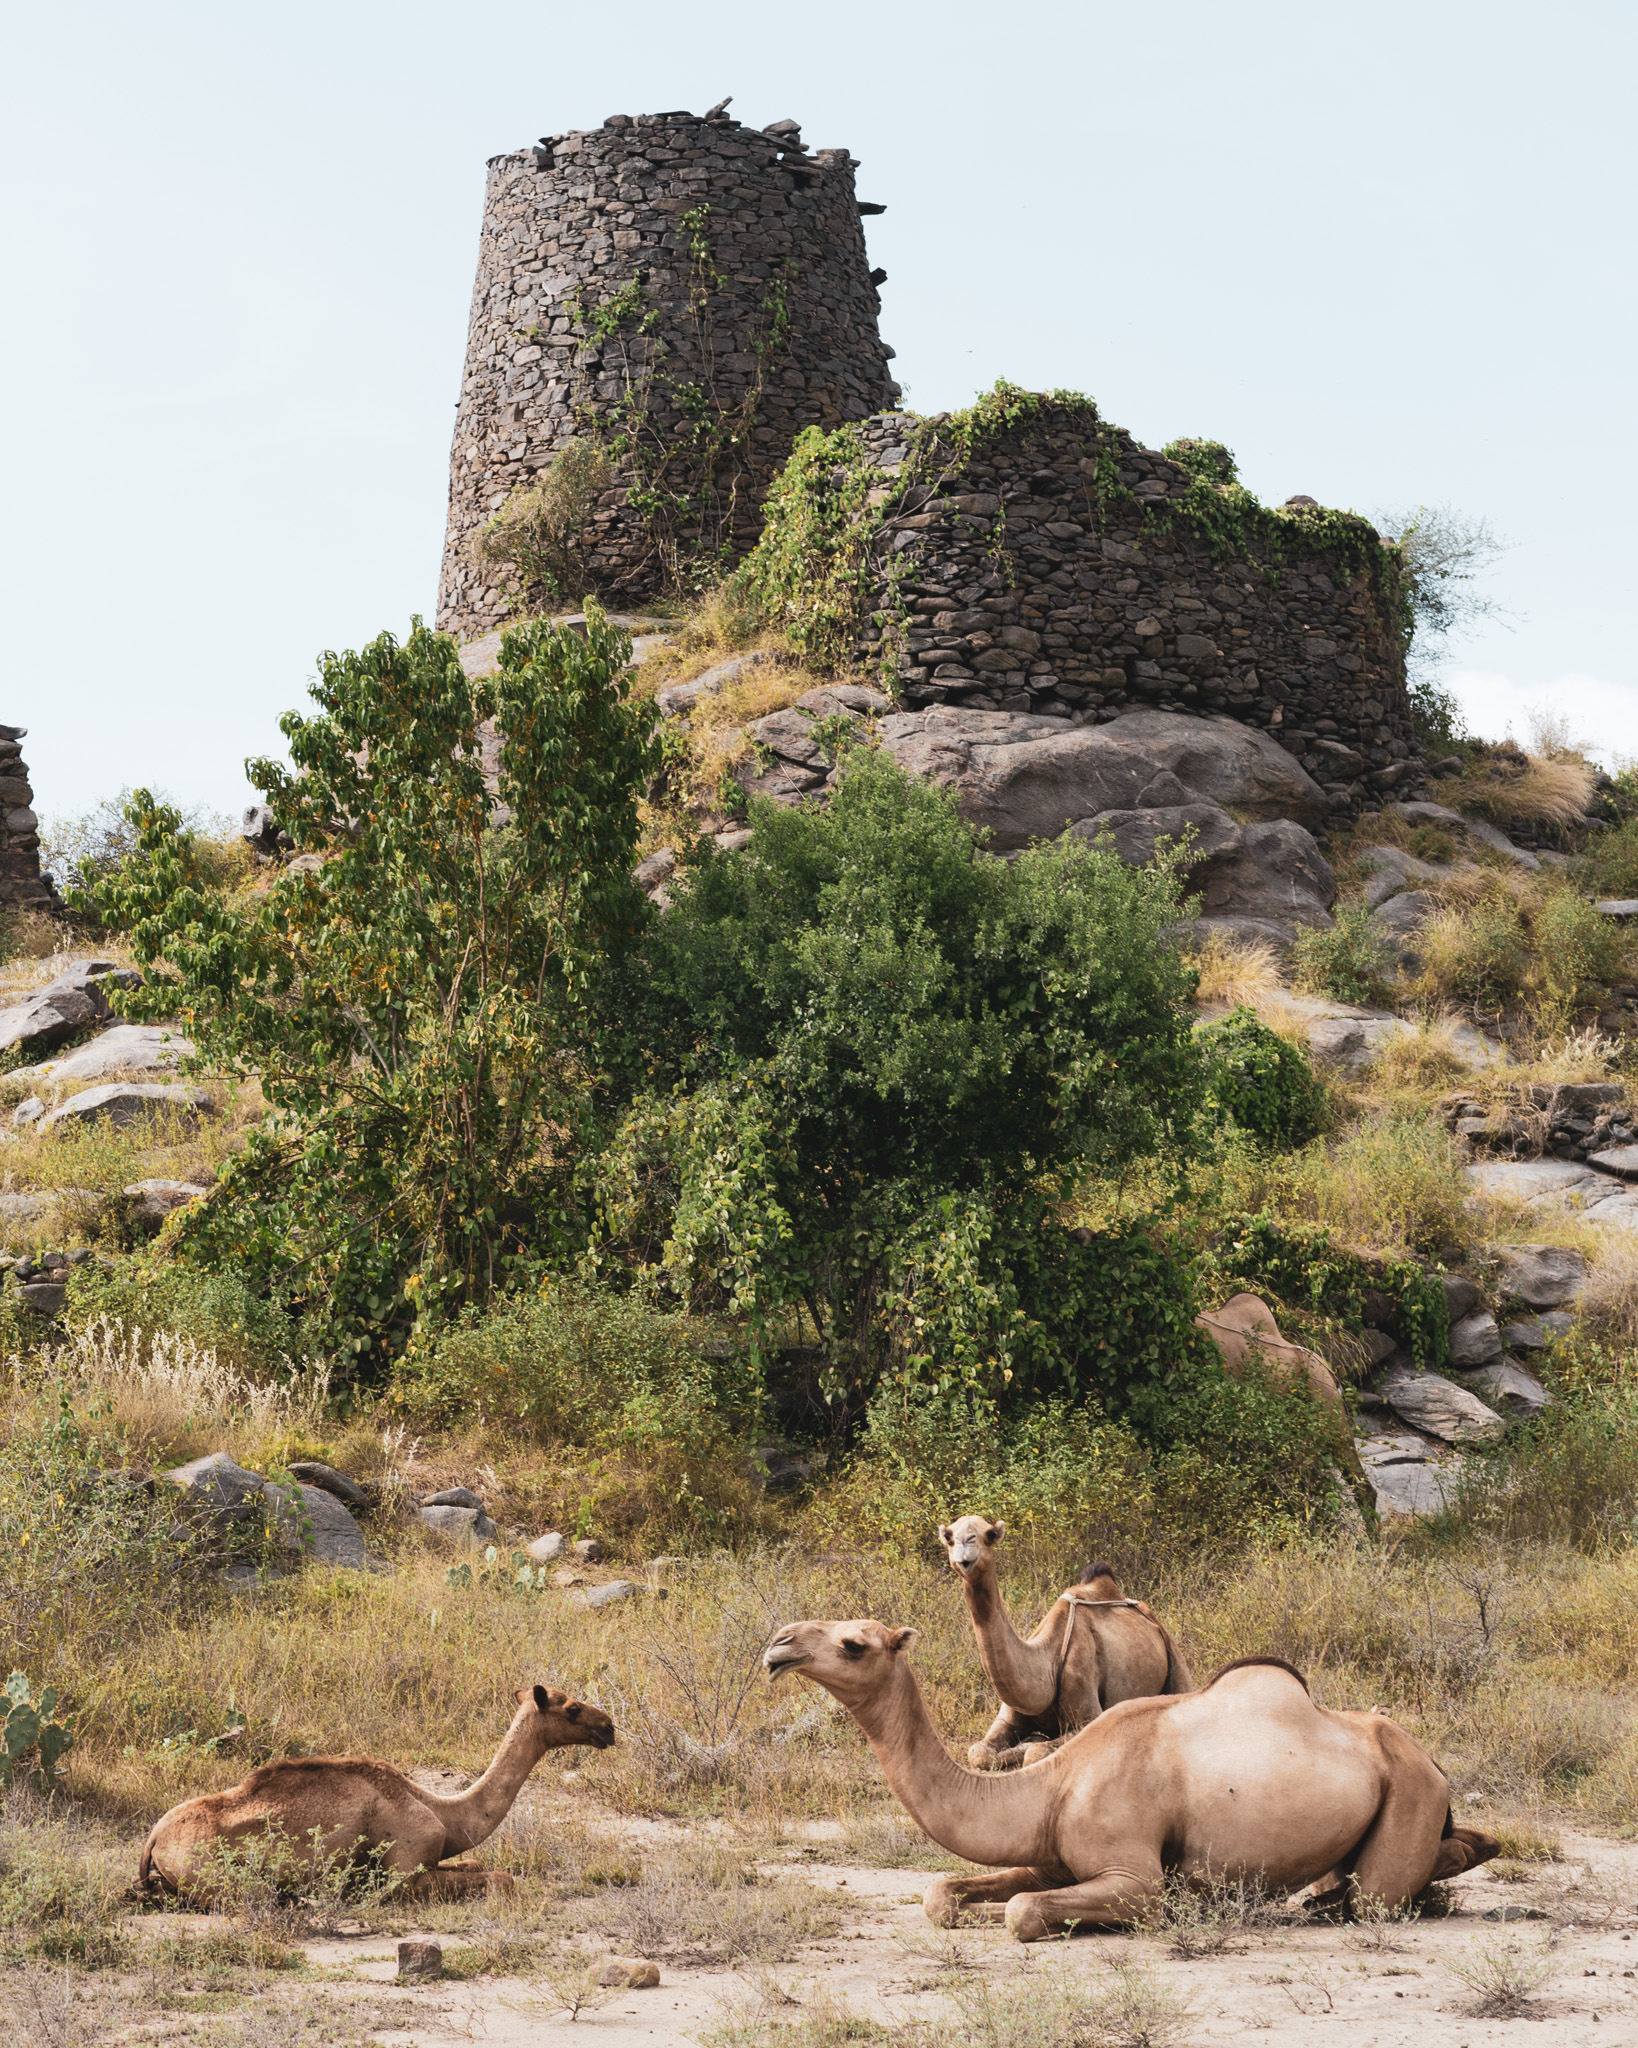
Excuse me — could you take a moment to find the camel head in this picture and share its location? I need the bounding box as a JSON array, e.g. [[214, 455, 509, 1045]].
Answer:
[[516, 1683, 616, 1752], [938, 1514, 1004, 1577], [763, 1619, 917, 1709]]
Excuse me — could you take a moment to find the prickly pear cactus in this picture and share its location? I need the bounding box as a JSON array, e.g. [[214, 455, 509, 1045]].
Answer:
[[1, 1670, 75, 1789]]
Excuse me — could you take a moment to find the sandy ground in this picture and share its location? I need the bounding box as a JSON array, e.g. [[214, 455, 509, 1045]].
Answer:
[[107, 1826, 1638, 2047]]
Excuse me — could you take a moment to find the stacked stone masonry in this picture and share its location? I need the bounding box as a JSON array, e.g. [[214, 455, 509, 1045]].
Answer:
[[849, 404, 1423, 815], [438, 106, 898, 637], [0, 727, 59, 912]]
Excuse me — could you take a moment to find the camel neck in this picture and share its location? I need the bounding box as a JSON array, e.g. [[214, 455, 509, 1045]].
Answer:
[[418, 1704, 543, 1854], [962, 1565, 1062, 1718], [849, 1662, 1057, 1868]]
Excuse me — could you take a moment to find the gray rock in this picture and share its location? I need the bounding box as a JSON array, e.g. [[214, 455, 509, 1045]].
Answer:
[[574, 1537, 604, 1563], [632, 848, 677, 892], [1595, 900, 1638, 918], [1386, 801, 1540, 870], [0, 958, 143, 1057], [1486, 1243, 1589, 1307], [1368, 892, 1437, 961], [1074, 802, 1335, 936], [271, 1482, 370, 1568], [1466, 1361, 1551, 1417], [39, 1083, 214, 1134], [1440, 1272, 1481, 1322], [525, 1530, 566, 1562], [397, 1938, 443, 1981], [419, 1504, 497, 1542], [11, 1024, 194, 1088], [13, 1097, 44, 1127], [422, 1486, 486, 1511], [574, 1579, 638, 1609], [288, 1461, 369, 1507], [164, 1452, 267, 1511], [1357, 1434, 1463, 1516], [0, 1192, 49, 1222], [714, 829, 753, 853], [242, 803, 282, 854], [1305, 1018, 1372, 1071], [122, 1180, 209, 1232], [1588, 1144, 1638, 1179], [17, 1282, 66, 1315], [1448, 1309, 1503, 1366], [1378, 1367, 1507, 1443], [1466, 1159, 1625, 1211], [656, 652, 773, 718], [1484, 1904, 1548, 1922], [876, 706, 1326, 852], [1499, 1319, 1551, 1351]]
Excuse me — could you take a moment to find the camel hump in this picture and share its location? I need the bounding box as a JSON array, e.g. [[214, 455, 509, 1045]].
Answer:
[[1077, 1559, 1125, 1596], [1205, 1654, 1310, 1694]]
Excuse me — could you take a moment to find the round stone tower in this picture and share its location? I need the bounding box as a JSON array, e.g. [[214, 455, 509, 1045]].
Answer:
[[436, 105, 900, 638]]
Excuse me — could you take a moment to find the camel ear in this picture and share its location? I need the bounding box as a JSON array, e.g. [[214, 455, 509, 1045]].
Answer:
[[532, 1684, 564, 1712], [937, 1524, 953, 1547], [987, 1521, 1005, 1544], [887, 1627, 917, 1655]]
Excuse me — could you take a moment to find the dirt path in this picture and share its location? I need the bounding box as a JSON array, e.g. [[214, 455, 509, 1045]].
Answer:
[[113, 1829, 1638, 2048]]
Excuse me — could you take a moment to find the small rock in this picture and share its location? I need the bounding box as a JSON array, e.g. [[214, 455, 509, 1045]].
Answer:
[[13, 1097, 44, 1127], [1484, 1904, 1547, 1921], [632, 848, 677, 893], [122, 1179, 210, 1233], [1462, 1360, 1552, 1416], [39, 1082, 214, 1135], [422, 1487, 486, 1511], [419, 1504, 497, 1542], [17, 1281, 66, 1315], [1378, 1367, 1507, 1443], [525, 1530, 566, 1562], [1448, 1309, 1503, 1367], [270, 1483, 370, 1569], [397, 1938, 443, 1980], [1356, 1434, 1462, 1516], [598, 1959, 660, 1987], [1501, 1318, 1550, 1351], [573, 1537, 604, 1563], [287, 1461, 369, 1507], [575, 1580, 638, 1609], [1440, 1271, 1481, 1322], [1588, 1144, 1638, 1179], [0, 957, 142, 1057], [1486, 1243, 1589, 1308], [551, 1567, 584, 1588], [714, 829, 753, 853]]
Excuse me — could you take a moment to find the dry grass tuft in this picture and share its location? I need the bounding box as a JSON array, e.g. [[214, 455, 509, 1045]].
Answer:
[[1448, 1934, 1553, 2017], [1368, 1013, 1483, 1093], [1188, 931, 1286, 1014], [1448, 754, 1599, 828]]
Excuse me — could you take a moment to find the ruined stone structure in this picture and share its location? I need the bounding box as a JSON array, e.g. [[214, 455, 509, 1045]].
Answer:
[[437, 106, 899, 639], [0, 726, 60, 912], [845, 403, 1420, 815]]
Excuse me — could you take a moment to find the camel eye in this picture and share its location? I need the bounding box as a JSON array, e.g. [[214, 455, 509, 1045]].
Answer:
[[565, 1702, 582, 1720], [841, 1639, 866, 1658]]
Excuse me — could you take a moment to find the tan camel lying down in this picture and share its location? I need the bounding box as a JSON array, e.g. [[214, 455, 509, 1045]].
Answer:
[[140, 1685, 615, 1901], [940, 1516, 1191, 1768], [764, 1619, 1497, 1940]]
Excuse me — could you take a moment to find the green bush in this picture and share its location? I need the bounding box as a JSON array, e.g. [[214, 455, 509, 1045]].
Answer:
[[597, 747, 1206, 1421], [1197, 1007, 1326, 1148], [1528, 887, 1629, 1027], [1414, 889, 1529, 1007], [1209, 1211, 1451, 1370], [1290, 904, 1396, 1004]]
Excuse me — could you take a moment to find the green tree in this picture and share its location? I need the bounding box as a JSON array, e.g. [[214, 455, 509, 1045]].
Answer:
[[594, 748, 1208, 1422], [86, 609, 660, 1360]]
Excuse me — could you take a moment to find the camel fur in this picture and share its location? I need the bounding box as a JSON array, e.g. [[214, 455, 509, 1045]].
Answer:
[[764, 1619, 1498, 1941], [1196, 1292, 1374, 1507], [938, 1517, 1191, 1769], [139, 1684, 615, 1901]]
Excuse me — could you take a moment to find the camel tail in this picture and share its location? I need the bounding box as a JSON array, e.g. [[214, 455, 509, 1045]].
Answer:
[[137, 1829, 170, 1895], [1158, 1624, 1192, 1695]]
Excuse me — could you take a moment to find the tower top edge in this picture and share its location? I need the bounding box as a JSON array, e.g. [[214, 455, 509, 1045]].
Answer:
[[483, 109, 857, 170]]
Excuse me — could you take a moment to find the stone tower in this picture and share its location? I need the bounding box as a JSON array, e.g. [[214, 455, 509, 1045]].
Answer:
[[436, 104, 899, 639]]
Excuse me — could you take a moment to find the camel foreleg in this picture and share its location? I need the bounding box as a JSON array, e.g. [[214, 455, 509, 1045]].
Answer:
[[1427, 1824, 1501, 1884], [398, 1863, 515, 1900], [967, 1702, 1056, 1772], [925, 1867, 1063, 1927], [1003, 1864, 1163, 1941]]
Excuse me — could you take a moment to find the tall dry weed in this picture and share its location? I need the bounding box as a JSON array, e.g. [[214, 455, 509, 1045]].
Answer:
[[1188, 931, 1285, 1014]]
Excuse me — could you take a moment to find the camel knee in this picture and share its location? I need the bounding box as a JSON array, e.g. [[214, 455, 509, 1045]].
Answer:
[[967, 1740, 1025, 1772], [1004, 1894, 1056, 1942], [1017, 1739, 1059, 1767], [1429, 1826, 1501, 1883]]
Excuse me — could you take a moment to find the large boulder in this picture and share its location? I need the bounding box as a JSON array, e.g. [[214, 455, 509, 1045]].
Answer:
[[0, 959, 142, 1058], [872, 706, 1326, 853], [1074, 802, 1335, 937], [1377, 1367, 1506, 1443], [11, 1024, 193, 1089], [161, 1452, 367, 1566], [1357, 1433, 1463, 1516], [39, 1083, 214, 1134], [122, 1180, 211, 1233], [1486, 1243, 1589, 1307]]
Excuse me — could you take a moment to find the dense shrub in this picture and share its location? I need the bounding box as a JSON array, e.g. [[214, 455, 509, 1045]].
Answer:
[[1197, 1007, 1326, 1148], [1414, 888, 1529, 1008], [596, 748, 1207, 1421], [1290, 904, 1395, 1005], [1210, 1211, 1451, 1370], [86, 609, 661, 1363]]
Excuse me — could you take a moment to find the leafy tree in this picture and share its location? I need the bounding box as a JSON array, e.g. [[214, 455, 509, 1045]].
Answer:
[[594, 747, 1209, 1423], [86, 609, 660, 1362], [1378, 503, 1508, 751]]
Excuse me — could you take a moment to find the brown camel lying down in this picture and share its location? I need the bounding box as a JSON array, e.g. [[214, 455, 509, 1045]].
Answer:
[[765, 1619, 1498, 1940], [939, 1516, 1191, 1768], [1197, 1291, 1373, 1502], [140, 1685, 615, 1901]]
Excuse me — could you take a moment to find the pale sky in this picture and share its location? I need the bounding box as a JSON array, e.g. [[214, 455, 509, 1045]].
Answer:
[[5, 0, 1634, 821]]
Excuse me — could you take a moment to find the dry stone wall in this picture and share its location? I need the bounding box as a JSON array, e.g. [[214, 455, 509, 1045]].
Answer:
[[0, 726, 59, 912], [437, 106, 899, 638], [847, 403, 1423, 819]]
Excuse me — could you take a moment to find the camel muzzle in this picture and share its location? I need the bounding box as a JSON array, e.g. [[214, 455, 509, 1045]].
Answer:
[[762, 1646, 809, 1681]]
